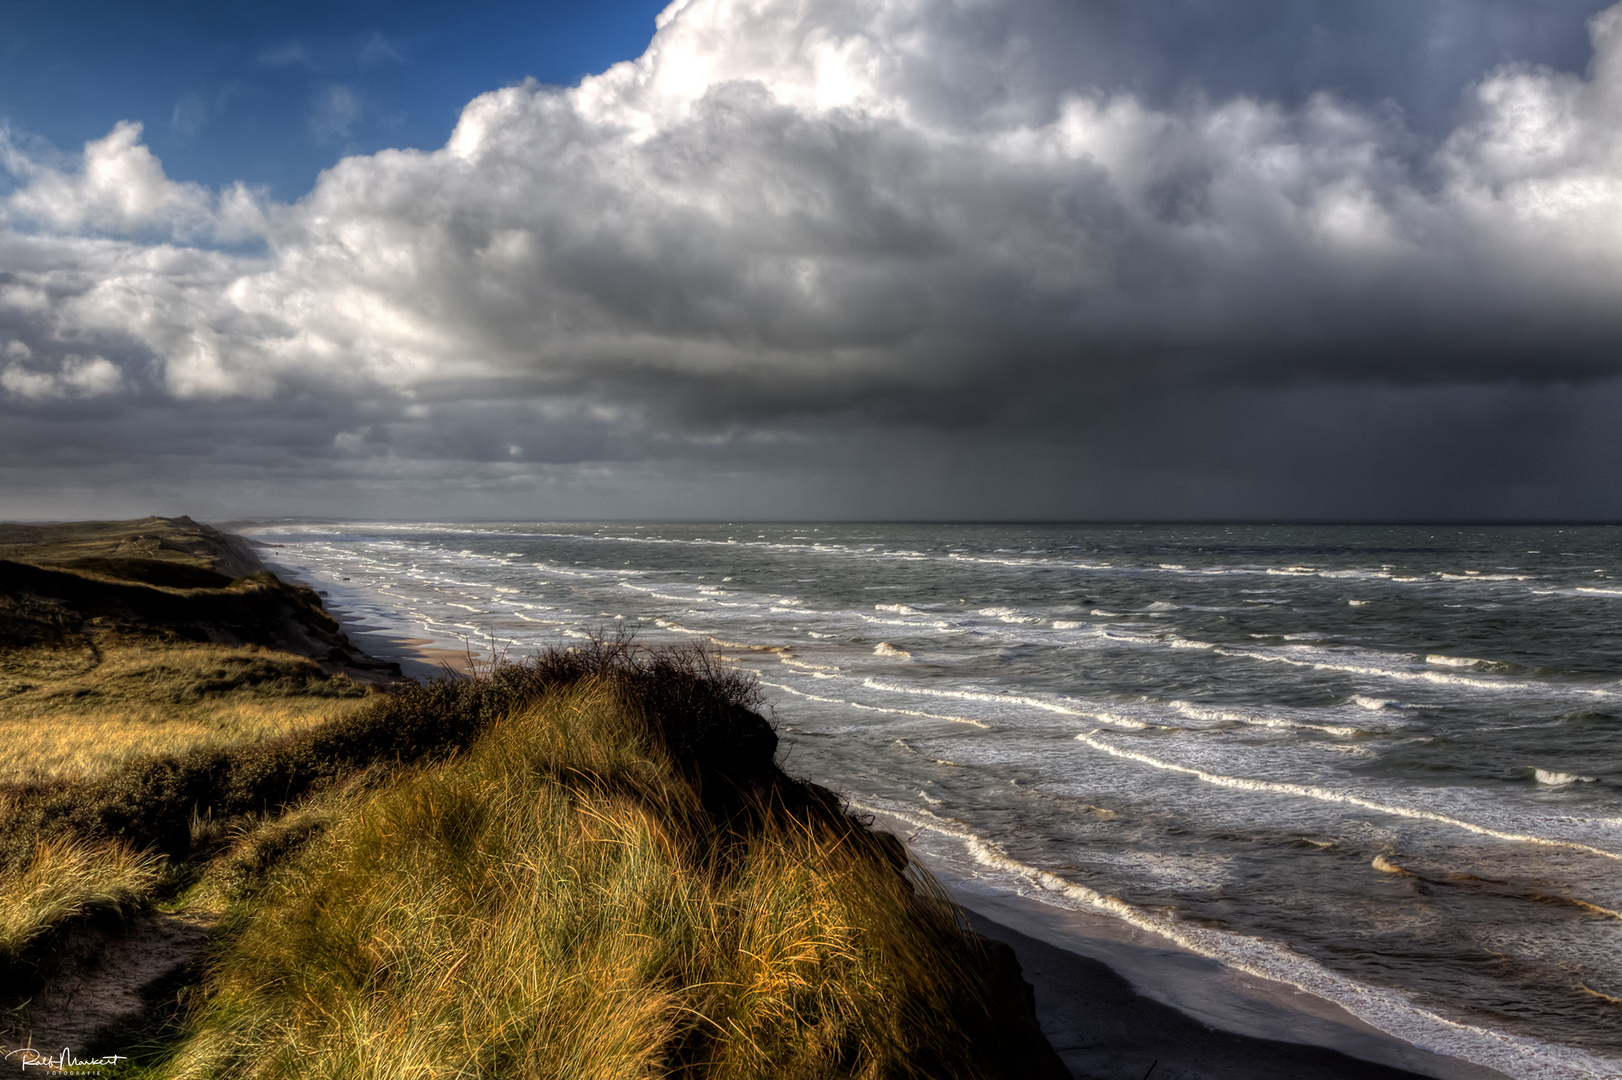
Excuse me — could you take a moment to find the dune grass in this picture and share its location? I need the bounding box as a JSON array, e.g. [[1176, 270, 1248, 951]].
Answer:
[[0, 836, 162, 965], [0, 641, 371, 785], [0, 528, 381, 787], [159, 670, 1033, 1080], [1, 642, 1058, 1078]]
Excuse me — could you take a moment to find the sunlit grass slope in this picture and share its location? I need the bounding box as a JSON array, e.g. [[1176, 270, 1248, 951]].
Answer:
[[140, 644, 1061, 1079], [0, 516, 388, 784], [0, 837, 161, 966], [0, 639, 370, 784], [0, 515, 387, 1003]]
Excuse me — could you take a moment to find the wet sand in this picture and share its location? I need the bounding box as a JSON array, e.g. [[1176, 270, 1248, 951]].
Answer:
[[957, 891, 1512, 1080], [307, 600, 475, 682], [239, 532, 478, 682]]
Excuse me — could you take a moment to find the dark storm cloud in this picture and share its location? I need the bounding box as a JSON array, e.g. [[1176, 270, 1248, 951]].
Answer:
[[4, 0, 1622, 517]]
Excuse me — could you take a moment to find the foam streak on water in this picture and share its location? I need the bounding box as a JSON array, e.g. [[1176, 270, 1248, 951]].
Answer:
[[250, 522, 1622, 1080]]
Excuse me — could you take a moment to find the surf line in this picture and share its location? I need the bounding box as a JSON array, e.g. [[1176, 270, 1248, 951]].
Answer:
[[757, 678, 992, 728], [1075, 732, 1622, 863], [855, 797, 1621, 1080], [863, 678, 1088, 718]]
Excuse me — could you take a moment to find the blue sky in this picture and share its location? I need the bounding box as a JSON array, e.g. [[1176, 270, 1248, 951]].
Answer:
[[0, 0, 667, 198], [4, 0, 1622, 520]]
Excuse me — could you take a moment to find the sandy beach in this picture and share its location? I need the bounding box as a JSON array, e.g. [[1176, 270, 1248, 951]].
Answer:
[[239, 531, 478, 682]]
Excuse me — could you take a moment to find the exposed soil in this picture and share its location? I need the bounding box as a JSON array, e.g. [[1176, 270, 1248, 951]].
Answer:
[[1, 911, 215, 1074]]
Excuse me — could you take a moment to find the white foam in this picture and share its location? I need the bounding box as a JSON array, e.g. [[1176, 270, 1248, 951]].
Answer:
[[856, 799, 1621, 1080], [1533, 769, 1596, 786], [756, 678, 991, 728], [1165, 699, 1365, 738], [1427, 654, 1485, 668], [977, 606, 1044, 624], [1075, 732, 1622, 862], [1228, 644, 1620, 700], [778, 656, 840, 673], [873, 642, 912, 658], [1071, 710, 1151, 730], [863, 678, 1088, 718], [859, 612, 952, 629], [1087, 626, 1201, 653]]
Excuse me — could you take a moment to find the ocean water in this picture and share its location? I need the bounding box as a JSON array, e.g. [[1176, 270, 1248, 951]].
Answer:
[[249, 522, 1622, 1080]]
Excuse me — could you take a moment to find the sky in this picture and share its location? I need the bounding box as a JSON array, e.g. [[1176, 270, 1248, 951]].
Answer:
[[2, 0, 1622, 521]]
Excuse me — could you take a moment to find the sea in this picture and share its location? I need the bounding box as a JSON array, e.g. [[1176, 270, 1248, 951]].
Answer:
[[246, 521, 1622, 1080]]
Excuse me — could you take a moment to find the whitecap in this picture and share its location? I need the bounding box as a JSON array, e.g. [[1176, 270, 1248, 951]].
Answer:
[[756, 678, 991, 729], [1533, 768, 1597, 786], [1166, 699, 1364, 737], [1074, 731, 1622, 862], [863, 678, 1089, 718], [779, 656, 839, 672], [977, 606, 1044, 624]]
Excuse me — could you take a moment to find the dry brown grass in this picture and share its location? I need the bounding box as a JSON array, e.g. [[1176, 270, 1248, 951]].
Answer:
[[0, 644, 1059, 1078], [0, 837, 162, 963], [0, 640, 372, 785], [161, 678, 1031, 1080]]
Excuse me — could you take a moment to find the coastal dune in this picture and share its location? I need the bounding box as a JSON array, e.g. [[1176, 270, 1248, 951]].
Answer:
[[0, 517, 1065, 1077]]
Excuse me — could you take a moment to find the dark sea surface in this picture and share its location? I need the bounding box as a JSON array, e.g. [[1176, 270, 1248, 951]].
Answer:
[[251, 522, 1622, 1080]]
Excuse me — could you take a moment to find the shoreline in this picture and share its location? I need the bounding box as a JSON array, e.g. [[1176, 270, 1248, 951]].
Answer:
[[238, 528, 478, 682], [230, 524, 1518, 1080], [949, 883, 1510, 1080], [855, 796, 1524, 1080]]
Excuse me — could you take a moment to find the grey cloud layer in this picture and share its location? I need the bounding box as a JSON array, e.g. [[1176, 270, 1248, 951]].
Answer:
[[4, 0, 1622, 516]]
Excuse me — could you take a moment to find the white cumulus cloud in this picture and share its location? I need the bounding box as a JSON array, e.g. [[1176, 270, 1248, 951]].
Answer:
[[1, 121, 269, 242], [1, 350, 123, 400]]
